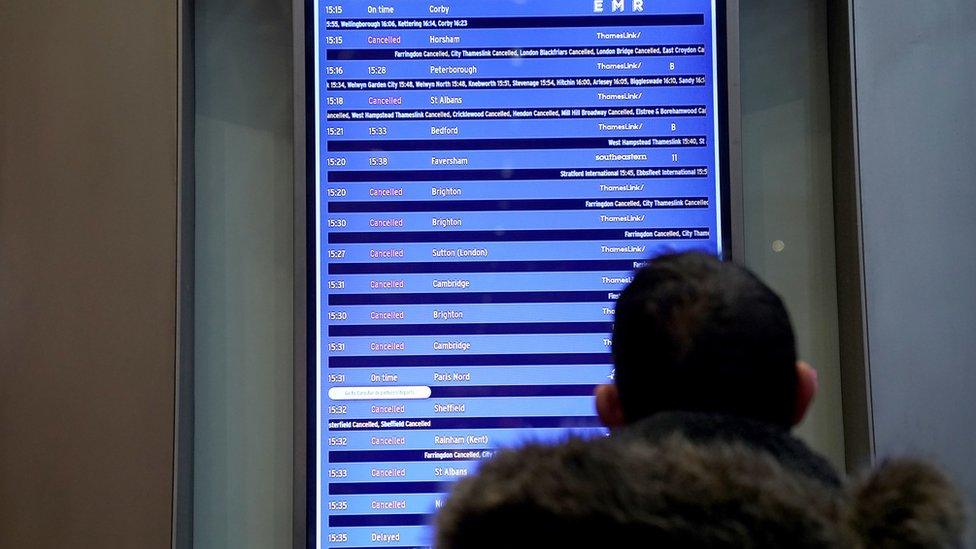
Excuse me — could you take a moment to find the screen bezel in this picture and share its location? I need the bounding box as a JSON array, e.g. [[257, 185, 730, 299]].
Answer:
[[293, 2, 743, 546]]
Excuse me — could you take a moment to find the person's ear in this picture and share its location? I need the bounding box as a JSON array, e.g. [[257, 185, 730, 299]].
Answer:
[[595, 384, 626, 429], [792, 361, 819, 426]]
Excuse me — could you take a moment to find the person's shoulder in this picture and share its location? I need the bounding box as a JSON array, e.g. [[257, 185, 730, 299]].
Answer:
[[436, 426, 968, 549], [848, 458, 968, 548], [436, 431, 847, 548]]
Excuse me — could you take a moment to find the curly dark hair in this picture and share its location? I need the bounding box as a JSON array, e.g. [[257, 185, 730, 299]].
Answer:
[[612, 252, 798, 426]]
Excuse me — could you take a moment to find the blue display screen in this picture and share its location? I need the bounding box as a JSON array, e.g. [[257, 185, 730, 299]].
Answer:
[[311, 1, 729, 546]]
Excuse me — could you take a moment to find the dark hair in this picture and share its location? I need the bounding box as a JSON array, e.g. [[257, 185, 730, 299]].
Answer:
[[612, 252, 798, 426]]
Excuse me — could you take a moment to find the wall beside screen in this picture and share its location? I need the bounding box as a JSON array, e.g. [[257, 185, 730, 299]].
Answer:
[[194, 1, 295, 547], [739, 0, 844, 469], [842, 0, 976, 504]]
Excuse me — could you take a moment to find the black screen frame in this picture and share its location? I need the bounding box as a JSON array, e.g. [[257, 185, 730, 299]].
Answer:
[[294, 2, 742, 546]]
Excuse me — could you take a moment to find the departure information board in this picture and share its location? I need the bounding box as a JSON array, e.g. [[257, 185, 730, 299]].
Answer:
[[309, 1, 731, 546]]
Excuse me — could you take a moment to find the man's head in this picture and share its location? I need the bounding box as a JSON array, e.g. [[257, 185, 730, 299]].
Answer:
[[596, 251, 818, 429]]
